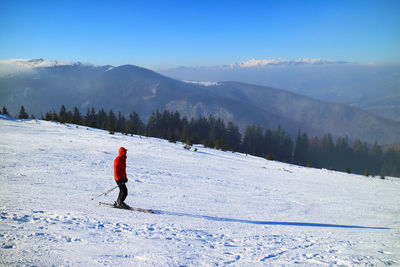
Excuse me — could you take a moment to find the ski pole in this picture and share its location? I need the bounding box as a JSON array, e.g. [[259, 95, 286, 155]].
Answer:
[[91, 185, 118, 200]]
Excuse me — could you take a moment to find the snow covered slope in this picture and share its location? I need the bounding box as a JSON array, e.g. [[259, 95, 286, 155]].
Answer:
[[1, 116, 399, 266]]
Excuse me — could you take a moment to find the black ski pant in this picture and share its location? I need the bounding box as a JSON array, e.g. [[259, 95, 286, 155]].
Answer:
[[116, 180, 128, 204]]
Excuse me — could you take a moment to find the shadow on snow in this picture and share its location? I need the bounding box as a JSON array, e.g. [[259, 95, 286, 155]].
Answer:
[[153, 210, 390, 230]]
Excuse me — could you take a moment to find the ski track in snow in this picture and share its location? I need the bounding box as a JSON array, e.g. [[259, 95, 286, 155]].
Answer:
[[0, 117, 399, 266]]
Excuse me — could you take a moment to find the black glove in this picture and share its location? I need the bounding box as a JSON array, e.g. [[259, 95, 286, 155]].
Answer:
[[123, 177, 128, 183]]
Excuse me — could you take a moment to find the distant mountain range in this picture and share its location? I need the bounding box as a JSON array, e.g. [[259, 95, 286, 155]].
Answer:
[[1, 58, 400, 145], [159, 59, 400, 123], [229, 58, 348, 68]]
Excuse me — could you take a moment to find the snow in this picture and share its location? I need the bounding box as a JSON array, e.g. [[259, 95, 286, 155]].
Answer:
[[0, 58, 77, 67], [229, 58, 345, 68], [1, 116, 399, 266], [0, 59, 90, 75], [182, 80, 221, 86]]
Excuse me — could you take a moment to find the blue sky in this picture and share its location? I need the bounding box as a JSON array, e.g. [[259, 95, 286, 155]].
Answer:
[[0, 0, 399, 68]]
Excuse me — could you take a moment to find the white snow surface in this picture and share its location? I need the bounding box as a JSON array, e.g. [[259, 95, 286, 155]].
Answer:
[[0, 117, 399, 266]]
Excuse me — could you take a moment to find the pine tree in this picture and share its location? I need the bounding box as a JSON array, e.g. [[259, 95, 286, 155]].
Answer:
[[146, 110, 161, 137], [242, 124, 263, 156], [72, 106, 82, 125], [381, 148, 400, 177], [215, 137, 228, 151], [59, 105, 67, 123], [18, 106, 29, 119], [320, 133, 335, 167], [107, 120, 115, 134], [2, 106, 9, 116], [266, 126, 293, 162], [368, 142, 383, 175], [97, 109, 107, 129], [44, 112, 52, 121], [352, 139, 369, 173], [107, 110, 116, 134], [226, 122, 241, 151], [89, 107, 97, 128], [293, 130, 309, 166], [282, 134, 294, 163], [83, 108, 90, 126], [65, 110, 73, 123], [116, 112, 126, 133], [126, 112, 144, 135], [334, 136, 352, 171], [51, 110, 58, 121]]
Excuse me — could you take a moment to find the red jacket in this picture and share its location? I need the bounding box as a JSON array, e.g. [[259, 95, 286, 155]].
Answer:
[[114, 147, 127, 181]]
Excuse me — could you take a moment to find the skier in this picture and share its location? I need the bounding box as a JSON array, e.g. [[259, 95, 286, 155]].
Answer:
[[114, 147, 129, 208]]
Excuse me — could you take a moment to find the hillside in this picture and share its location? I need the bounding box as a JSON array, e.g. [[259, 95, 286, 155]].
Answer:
[[1, 116, 399, 265], [160, 61, 400, 123], [1, 60, 400, 145]]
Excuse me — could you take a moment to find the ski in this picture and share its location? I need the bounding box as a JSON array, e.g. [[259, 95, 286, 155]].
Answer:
[[99, 202, 154, 213]]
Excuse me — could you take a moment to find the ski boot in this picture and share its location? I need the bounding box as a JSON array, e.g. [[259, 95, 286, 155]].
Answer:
[[114, 201, 130, 209]]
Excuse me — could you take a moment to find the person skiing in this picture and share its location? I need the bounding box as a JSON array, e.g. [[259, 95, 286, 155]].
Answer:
[[114, 147, 129, 208]]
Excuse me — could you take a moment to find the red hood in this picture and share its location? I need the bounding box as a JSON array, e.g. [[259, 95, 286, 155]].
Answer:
[[118, 147, 127, 156]]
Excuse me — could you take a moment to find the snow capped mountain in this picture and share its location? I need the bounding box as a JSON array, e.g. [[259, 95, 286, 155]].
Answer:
[[0, 58, 91, 74], [1, 116, 399, 265], [229, 58, 347, 68], [2, 58, 78, 67]]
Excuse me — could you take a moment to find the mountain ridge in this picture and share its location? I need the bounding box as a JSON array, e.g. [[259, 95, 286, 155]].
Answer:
[[159, 61, 400, 123]]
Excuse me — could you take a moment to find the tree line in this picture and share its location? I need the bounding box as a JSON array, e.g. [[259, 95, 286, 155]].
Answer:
[[2, 105, 399, 178]]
